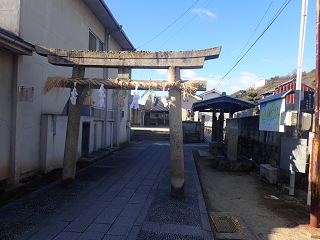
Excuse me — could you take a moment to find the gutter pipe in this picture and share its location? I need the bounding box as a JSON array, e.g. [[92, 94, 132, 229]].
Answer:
[[0, 32, 34, 52]]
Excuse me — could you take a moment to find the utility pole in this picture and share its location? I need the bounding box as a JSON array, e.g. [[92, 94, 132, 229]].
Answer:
[[291, 0, 309, 196], [310, 0, 320, 228]]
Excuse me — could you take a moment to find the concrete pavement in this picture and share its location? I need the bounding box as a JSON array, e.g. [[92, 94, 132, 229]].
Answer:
[[0, 141, 213, 240]]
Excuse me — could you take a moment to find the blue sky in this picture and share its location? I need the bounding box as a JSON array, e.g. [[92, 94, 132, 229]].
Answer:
[[104, 0, 316, 100]]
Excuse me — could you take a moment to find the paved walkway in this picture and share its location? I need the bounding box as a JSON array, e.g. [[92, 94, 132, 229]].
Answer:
[[204, 131, 211, 143], [0, 141, 213, 240]]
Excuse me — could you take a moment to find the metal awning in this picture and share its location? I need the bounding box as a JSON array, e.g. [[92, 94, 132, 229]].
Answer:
[[192, 94, 256, 113]]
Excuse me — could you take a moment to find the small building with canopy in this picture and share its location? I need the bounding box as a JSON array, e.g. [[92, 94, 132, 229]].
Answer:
[[192, 92, 256, 156]]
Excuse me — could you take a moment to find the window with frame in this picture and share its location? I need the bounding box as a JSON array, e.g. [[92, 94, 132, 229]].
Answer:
[[89, 31, 103, 51]]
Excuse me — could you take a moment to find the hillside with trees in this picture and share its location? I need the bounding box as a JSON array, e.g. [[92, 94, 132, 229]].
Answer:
[[230, 69, 316, 102]]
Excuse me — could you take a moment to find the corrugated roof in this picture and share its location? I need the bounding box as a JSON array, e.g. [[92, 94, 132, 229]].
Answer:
[[259, 89, 294, 104], [262, 78, 314, 95], [277, 78, 314, 90]]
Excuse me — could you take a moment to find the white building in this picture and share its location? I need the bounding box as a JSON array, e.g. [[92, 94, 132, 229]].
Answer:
[[197, 89, 222, 122], [0, 0, 134, 186], [181, 95, 202, 121], [255, 78, 266, 89]]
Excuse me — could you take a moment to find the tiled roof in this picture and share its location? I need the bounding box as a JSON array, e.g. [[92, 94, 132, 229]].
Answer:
[[150, 97, 169, 112]]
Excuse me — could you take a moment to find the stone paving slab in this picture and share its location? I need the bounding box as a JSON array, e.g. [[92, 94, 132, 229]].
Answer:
[[0, 141, 213, 240]]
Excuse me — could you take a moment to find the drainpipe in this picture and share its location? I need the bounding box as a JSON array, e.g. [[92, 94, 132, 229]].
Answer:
[[105, 30, 110, 148], [0, 32, 34, 53], [9, 55, 20, 186]]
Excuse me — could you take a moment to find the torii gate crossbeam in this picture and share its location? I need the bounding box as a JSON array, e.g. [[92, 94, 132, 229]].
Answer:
[[35, 45, 221, 197], [35, 45, 221, 69]]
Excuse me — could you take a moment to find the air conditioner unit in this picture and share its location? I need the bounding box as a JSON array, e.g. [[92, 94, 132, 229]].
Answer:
[[300, 112, 312, 131], [280, 110, 297, 126], [107, 109, 114, 122]]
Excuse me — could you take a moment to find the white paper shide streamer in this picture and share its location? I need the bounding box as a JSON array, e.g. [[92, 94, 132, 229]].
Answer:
[[161, 85, 168, 107], [130, 85, 140, 109], [70, 82, 78, 105], [98, 84, 105, 108]]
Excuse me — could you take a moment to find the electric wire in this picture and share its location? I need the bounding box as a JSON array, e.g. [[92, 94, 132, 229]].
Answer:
[[136, 0, 200, 50], [230, 1, 274, 70], [156, 0, 216, 50], [215, 0, 292, 90], [137, 0, 215, 79]]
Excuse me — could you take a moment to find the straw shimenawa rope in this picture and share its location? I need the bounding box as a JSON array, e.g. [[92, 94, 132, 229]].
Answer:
[[43, 76, 200, 98]]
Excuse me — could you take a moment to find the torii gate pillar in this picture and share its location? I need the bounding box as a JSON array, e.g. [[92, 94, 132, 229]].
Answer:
[[168, 66, 185, 197], [61, 65, 85, 188]]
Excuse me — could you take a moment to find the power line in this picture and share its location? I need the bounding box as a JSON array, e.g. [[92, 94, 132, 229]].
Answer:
[[215, 0, 292, 90], [136, 0, 216, 78], [156, 0, 216, 50], [136, 0, 200, 50], [230, 1, 274, 70]]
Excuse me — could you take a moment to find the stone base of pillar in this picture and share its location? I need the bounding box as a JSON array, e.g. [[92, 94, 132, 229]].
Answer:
[[61, 178, 74, 188], [171, 184, 185, 197], [209, 141, 218, 155]]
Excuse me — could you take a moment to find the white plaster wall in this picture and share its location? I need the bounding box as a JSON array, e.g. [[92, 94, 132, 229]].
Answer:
[[40, 115, 68, 173], [0, 0, 132, 181], [198, 92, 221, 122], [19, 0, 106, 115], [0, 51, 13, 180], [15, 0, 108, 174], [0, 0, 20, 34], [109, 35, 122, 52], [17, 62, 42, 174], [181, 97, 199, 121]]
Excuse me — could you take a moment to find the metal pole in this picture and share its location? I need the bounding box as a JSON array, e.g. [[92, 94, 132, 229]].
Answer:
[[311, 137, 320, 228], [310, 0, 320, 228], [290, 0, 309, 196], [294, 0, 309, 137]]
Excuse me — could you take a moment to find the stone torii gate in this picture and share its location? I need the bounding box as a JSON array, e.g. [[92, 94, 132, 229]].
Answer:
[[35, 45, 221, 197]]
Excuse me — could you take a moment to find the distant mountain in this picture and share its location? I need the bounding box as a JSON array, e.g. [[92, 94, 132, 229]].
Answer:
[[230, 69, 316, 101]]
